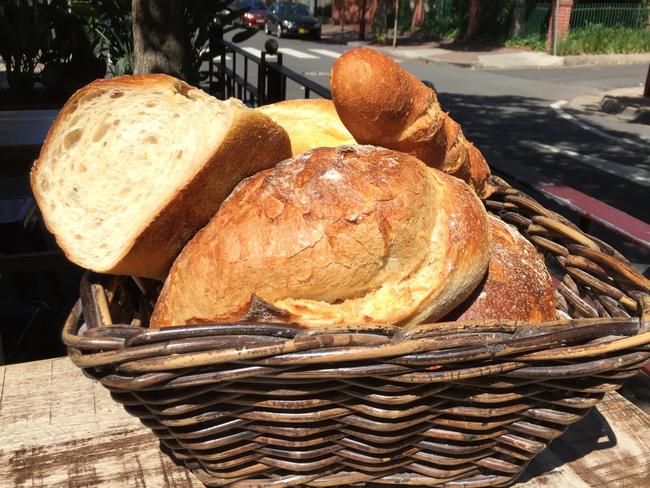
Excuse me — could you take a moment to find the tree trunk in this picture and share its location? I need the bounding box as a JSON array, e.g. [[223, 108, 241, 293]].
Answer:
[[465, 0, 481, 40], [132, 0, 188, 80], [374, 0, 388, 37], [509, 0, 526, 38], [644, 63, 650, 98], [411, 0, 425, 32], [359, 0, 367, 40]]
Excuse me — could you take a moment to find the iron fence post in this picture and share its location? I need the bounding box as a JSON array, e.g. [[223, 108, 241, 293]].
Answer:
[[258, 52, 267, 106], [266, 53, 284, 104]]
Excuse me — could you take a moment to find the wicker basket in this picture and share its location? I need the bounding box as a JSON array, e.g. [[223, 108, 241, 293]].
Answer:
[[63, 175, 650, 487]]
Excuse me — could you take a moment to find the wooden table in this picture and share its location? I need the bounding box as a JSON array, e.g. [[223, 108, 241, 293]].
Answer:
[[1, 357, 649, 487]]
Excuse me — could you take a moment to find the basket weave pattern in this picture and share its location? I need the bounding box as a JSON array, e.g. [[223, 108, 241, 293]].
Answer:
[[63, 176, 650, 487]]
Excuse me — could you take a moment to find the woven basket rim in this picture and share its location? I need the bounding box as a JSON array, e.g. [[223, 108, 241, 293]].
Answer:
[[62, 175, 650, 380]]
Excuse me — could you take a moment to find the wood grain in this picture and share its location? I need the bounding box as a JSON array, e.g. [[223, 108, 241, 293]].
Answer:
[[0, 357, 201, 487], [1, 357, 649, 487]]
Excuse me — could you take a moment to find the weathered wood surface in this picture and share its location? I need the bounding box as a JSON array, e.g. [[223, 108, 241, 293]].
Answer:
[[1, 357, 649, 487]]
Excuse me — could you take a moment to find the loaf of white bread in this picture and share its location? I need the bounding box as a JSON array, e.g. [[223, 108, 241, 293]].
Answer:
[[330, 48, 493, 198], [442, 215, 556, 322], [256, 99, 356, 155], [150, 145, 490, 328], [31, 74, 292, 279]]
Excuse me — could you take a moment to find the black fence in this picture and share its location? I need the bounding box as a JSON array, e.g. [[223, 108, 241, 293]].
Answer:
[[206, 38, 331, 106]]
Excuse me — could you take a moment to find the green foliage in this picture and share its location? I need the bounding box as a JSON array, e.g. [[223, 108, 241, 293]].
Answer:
[[0, 0, 105, 100], [73, 0, 252, 83], [372, 31, 388, 44], [558, 23, 650, 55], [71, 0, 133, 76], [422, 12, 461, 38], [416, 0, 460, 39], [386, 1, 413, 34], [505, 34, 547, 51], [0, 0, 63, 97]]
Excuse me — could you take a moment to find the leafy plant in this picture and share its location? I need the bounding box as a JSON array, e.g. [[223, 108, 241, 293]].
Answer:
[[386, 1, 413, 34], [72, 0, 256, 83], [421, 0, 462, 39], [0, 0, 62, 98], [71, 0, 134, 76], [558, 24, 650, 55], [39, 3, 107, 96], [372, 31, 388, 44], [505, 34, 547, 51]]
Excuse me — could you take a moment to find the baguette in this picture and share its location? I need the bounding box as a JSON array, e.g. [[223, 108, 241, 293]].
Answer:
[[151, 145, 490, 328], [256, 99, 355, 155], [330, 48, 493, 198], [31, 74, 292, 279]]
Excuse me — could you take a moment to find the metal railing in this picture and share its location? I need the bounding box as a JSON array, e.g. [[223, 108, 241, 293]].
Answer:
[[570, 3, 650, 30], [422, 0, 456, 35], [206, 38, 331, 107], [520, 3, 552, 38], [519, 2, 650, 38]]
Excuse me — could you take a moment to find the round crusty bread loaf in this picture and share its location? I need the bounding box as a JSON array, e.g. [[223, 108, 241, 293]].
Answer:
[[31, 74, 291, 279], [150, 145, 490, 328], [256, 99, 356, 155], [443, 215, 556, 323], [330, 48, 492, 198]]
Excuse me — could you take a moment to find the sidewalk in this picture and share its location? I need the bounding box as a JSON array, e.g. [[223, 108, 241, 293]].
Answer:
[[372, 44, 650, 69], [569, 86, 650, 127], [322, 23, 650, 69]]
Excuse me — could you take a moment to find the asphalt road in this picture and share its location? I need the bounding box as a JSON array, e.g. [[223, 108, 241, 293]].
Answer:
[[222, 30, 650, 264]]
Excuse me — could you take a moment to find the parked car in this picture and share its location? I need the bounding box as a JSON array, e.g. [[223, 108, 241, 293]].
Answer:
[[225, 0, 268, 28], [265, 2, 321, 40]]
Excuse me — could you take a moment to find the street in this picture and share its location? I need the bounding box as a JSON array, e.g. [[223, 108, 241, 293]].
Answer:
[[222, 30, 650, 266]]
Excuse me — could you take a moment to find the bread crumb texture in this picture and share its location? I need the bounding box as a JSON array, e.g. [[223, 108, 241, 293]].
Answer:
[[31, 74, 291, 278]]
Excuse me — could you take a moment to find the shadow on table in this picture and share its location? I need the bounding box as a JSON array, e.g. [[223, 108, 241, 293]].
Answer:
[[515, 407, 617, 485]]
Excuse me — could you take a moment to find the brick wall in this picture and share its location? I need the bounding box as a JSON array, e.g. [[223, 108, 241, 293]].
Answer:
[[547, 0, 574, 52]]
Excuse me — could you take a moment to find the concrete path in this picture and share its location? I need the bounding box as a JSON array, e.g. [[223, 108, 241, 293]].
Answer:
[[373, 45, 650, 69]]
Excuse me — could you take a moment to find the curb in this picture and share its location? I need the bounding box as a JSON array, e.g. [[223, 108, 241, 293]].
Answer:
[[416, 57, 476, 69], [563, 53, 650, 66]]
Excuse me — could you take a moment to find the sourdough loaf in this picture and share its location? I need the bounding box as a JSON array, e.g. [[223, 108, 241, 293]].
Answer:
[[444, 215, 556, 322], [330, 48, 492, 198], [256, 99, 355, 155], [31, 74, 292, 279], [150, 145, 490, 328]]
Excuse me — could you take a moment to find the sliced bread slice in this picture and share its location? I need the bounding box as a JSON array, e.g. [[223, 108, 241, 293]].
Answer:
[[31, 74, 292, 279]]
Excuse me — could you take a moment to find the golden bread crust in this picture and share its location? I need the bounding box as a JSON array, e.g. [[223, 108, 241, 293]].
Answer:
[[330, 48, 493, 198], [444, 215, 556, 322], [151, 145, 490, 328]]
